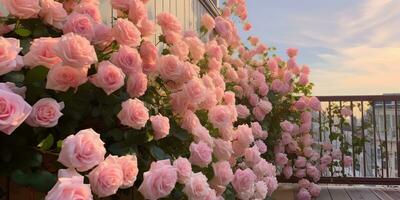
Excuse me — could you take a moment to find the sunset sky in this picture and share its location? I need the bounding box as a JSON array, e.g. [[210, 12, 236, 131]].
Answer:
[[239, 0, 400, 96]]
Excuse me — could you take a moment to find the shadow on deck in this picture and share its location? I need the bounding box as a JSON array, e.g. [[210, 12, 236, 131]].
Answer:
[[272, 184, 400, 200]]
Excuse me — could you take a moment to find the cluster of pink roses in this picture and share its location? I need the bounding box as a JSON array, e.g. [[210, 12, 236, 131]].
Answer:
[[0, 0, 340, 199], [48, 129, 139, 198]]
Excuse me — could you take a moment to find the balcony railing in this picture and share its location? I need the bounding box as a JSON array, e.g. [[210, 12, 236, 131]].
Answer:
[[314, 95, 400, 185]]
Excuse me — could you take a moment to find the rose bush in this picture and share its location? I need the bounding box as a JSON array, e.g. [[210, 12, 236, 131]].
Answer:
[[0, 0, 352, 199]]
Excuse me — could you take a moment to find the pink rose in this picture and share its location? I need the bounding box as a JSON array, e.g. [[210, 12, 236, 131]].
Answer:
[[39, 0, 67, 29], [26, 98, 64, 128], [23, 37, 62, 69], [332, 149, 342, 160], [0, 82, 26, 98], [128, 0, 147, 24], [214, 17, 233, 41], [138, 160, 177, 200], [170, 40, 189, 60], [211, 161, 233, 186], [341, 107, 353, 117], [298, 73, 309, 86], [126, 72, 147, 98], [189, 141, 212, 168], [150, 114, 170, 140], [263, 176, 278, 195], [236, 104, 250, 119], [253, 159, 276, 178], [111, 45, 143, 75], [308, 96, 321, 111], [0, 87, 32, 135], [213, 139, 233, 161], [306, 164, 320, 182], [45, 174, 92, 200], [88, 155, 123, 197], [287, 48, 298, 58], [112, 18, 141, 47], [236, 124, 254, 148], [90, 61, 125, 95], [294, 96, 308, 111], [63, 13, 95, 41], [140, 41, 157, 64], [73, 2, 102, 23], [55, 33, 97, 69], [46, 65, 88, 92], [93, 23, 114, 49], [58, 128, 106, 171], [181, 110, 200, 132], [320, 154, 332, 166], [183, 78, 206, 104], [208, 105, 234, 129], [283, 165, 293, 179], [157, 12, 182, 33], [0, 37, 23, 76], [248, 36, 259, 46], [275, 153, 288, 166], [232, 168, 256, 200], [201, 14, 215, 30], [244, 146, 261, 166], [254, 140, 267, 154], [158, 55, 185, 82], [295, 156, 307, 168], [184, 37, 205, 62], [173, 157, 192, 184], [251, 122, 268, 140], [137, 18, 156, 37], [280, 120, 293, 132], [1, 0, 40, 19], [117, 98, 149, 129], [118, 155, 139, 188], [297, 188, 311, 200], [183, 172, 213, 200], [309, 183, 320, 197], [254, 181, 268, 200], [111, 0, 130, 11], [298, 178, 310, 189]]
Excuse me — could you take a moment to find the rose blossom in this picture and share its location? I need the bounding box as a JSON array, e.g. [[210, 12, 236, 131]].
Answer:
[[213, 139, 233, 161], [158, 55, 185, 82], [183, 172, 213, 200], [88, 155, 123, 197], [343, 155, 353, 167], [138, 160, 177, 200], [111, 0, 130, 11], [283, 165, 293, 179], [232, 168, 256, 200], [111, 45, 143, 74], [118, 155, 139, 189], [0, 87, 32, 135], [201, 13, 215, 30], [208, 105, 234, 129], [211, 161, 233, 186], [140, 41, 157, 64], [0, 82, 26, 98], [112, 18, 141, 47], [251, 122, 268, 140], [253, 159, 276, 178], [1, 0, 41, 19], [341, 107, 353, 117], [157, 12, 182, 33], [26, 98, 64, 128], [173, 157, 192, 184], [184, 36, 205, 62], [45, 174, 92, 200], [244, 146, 262, 166], [23, 37, 62, 69], [137, 18, 156, 37], [287, 48, 298, 58], [58, 129, 106, 172], [117, 98, 149, 129], [0, 37, 23, 76], [73, 2, 102, 23], [254, 181, 268, 200], [236, 104, 250, 119], [308, 96, 321, 111], [90, 61, 125, 95], [297, 188, 311, 200], [298, 178, 310, 189], [236, 124, 254, 148], [170, 40, 189, 60], [39, 0, 67, 29], [309, 183, 321, 197], [275, 153, 289, 166], [55, 33, 97, 69], [183, 78, 207, 104], [93, 23, 114, 49], [150, 114, 170, 140], [189, 141, 212, 168], [63, 13, 95, 41], [46, 65, 88, 92]]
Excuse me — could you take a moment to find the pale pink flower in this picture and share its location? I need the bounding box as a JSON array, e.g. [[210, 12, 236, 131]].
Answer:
[[1, 0, 40, 19], [111, 45, 143, 74], [201, 14, 215, 30], [23, 37, 61, 69], [244, 146, 261, 166], [112, 18, 141, 47], [63, 13, 95, 41], [251, 122, 268, 140], [208, 105, 234, 129], [158, 55, 185, 82], [111, 0, 130, 11], [88, 155, 123, 197], [295, 156, 307, 168], [173, 157, 192, 184], [138, 160, 177, 199], [45, 174, 92, 200], [140, 41, 158, 64], [126, 72, 148, 97], [184, 37, 205, 62], [236, 124, 254, 148], [183, 78, 207, 104], [287, 48, 298, 58], [117, 98, 149, 129], [183, 172, 213, 200], [73, 2, 101, 22], [157, 12, 182, 33], [254, 140, 267, 154], [150, 114, 170, 140], [283, 165, 293, 179], [232, 168, 256, 200], [90, 61, 125, 95], [39, 0, 67, 29], [297, 188, 311, 200], [55, 33, 97, 69], [118, 155, 139, 189], [213, 139, 233, 161], [309, 183, 321, 197], [93, 23, 114, 49], [343, 155, 353, 167], [308, 96, 321, 111], [58, 129, 106, 172], [0, 37, 23, 76], [137, 18, 156, 37], [236, 104, 250, 119], [280, 120, 293, 132], [46, 65, 88, 92], [26, 98, 63, 128], [189, 141, 212, 168], [341, 107, 353, 117], [212, 161, 233, 186], [128, 0, 147, 24], [275, 153, 288, 166], [298, 178, 310, 189], [254, 181, 268, 200]]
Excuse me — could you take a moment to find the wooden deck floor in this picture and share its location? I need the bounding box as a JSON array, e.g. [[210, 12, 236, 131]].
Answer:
[[272, 184, 400, 200]]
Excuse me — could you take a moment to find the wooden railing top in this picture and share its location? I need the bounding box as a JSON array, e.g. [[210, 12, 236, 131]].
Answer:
[[316, 95, 400, 102]]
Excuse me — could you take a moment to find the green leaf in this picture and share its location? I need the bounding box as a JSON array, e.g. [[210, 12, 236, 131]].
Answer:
[[14, 28, 31, 37], [148, 145, 171, 160], [24, 66, 49, 83], [37, 134, 54, 151]]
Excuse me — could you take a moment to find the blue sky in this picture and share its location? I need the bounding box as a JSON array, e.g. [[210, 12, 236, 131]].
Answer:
[[238, 0, 400, 95]]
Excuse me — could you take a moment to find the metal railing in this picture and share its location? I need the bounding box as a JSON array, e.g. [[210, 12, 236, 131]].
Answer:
[[314, 95, 400, 185]]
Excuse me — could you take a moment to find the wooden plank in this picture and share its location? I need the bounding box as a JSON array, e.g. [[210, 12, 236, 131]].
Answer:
[[145, 0, 157, 44], [371, 188, 395, 200], [328, 187, 351, 200], [317, 186, 332, 200], [380, 188, 400, 200], [176, 0, 185, 29], [163, 0, 170, 13], [170, 0, 177, 16], [345, 187, 380, 200], [155, 0, 163, 44], [271, 184, 295, 200], [8, 181, 35, 200]]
